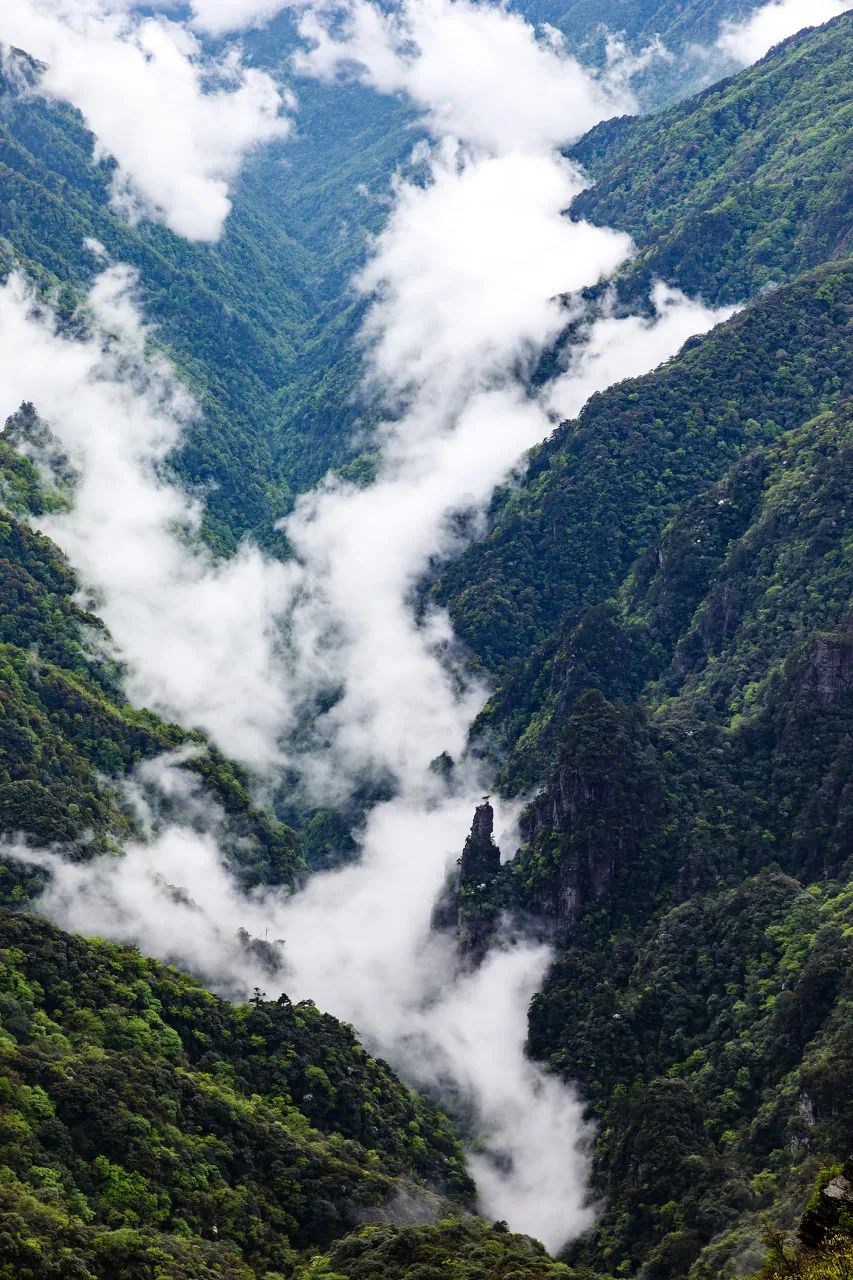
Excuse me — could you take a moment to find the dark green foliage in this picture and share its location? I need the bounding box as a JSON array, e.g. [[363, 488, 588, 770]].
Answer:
[[1, 13, 852, 1280], [508, 691, 664, 924], [296, 1215, 587, 1279], [0, 444, 304, 900], [568, 15, 853, 304], [0, 909, 472, 1280], [438, 260, 852, 790], [0, 36, 414, 549], [528, 874, 852, 1279], [473, 387, 853, 1277]]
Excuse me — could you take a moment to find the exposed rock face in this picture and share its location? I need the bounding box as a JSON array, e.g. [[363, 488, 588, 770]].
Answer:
[[799, 1156, 853, 1249], [430, 801, 503, 963], [460, 801, 500, 882], [799, 630, 853, 707], [518, 690, 664, 928]]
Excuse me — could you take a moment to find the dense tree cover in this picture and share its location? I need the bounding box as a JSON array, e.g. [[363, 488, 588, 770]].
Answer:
[[0, 435, 304, 899], [526, 873, 851, 1278], [0, 38, 412, 550], [518, 0, 757, 109], [431, 73, 852, 1268], [1, 11, 851, 1280], [440, 359, 852, 1275], [439, 362, 853, 1277], [0, 910, 472, 1279], [296, 1216, 594, 1279], [436, 260, 852, 776], [568, 15, 853, 305]]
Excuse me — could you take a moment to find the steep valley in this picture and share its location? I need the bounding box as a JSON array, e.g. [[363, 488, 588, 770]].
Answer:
[[0, 3, 851, 1279]]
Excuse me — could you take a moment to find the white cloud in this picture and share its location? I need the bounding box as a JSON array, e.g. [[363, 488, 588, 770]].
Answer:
[[296, 0, 630, 153], [0, 0, 291, 240], [545, 282, 736, 421], [1, 0, 743, 1253], [356, 144, 632, 400], [0, 267, 295, 766], [717, 0, 852, 64], [188, 0, 294, 35], [3, 772, 594, 1249]]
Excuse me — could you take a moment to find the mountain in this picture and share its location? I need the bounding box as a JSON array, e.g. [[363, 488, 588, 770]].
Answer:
[[0, 909, 472, 1279], [0, 5, 852, 1280], [0, 38, 410, 551], [517, 0, 757, 108], [0, 0, 767, 553], [567, 14, 853, 304], [0, 416, 304, 903], [427, 17, 853, 1279]]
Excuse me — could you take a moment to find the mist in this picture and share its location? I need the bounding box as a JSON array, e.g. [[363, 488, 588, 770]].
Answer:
[[0, 266, 296, 768], [717, 0, 852, 63], [0, 0, 291, 240], [1, 0, 742, 1252]]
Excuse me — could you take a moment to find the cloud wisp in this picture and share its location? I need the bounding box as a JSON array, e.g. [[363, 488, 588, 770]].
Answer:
[[717, 0, 852, 64], [2, 0, 739, 1251], [0, 0, 291, 239], [0, 266, 295, 766], [545, 282, 736, 421]]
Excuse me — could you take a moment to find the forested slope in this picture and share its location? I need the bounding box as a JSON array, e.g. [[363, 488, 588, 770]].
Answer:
[[567, 13, 853, 303], [424, 23, 853, 1276], [0, 910, 471, 1279], [515, 0, 756, 107], [0, 36, 410, 549], [441, 278, 852, 1277], [0, 415, 304, 900], [437, 258, 852, 764], [0, 7, 851, 1280]]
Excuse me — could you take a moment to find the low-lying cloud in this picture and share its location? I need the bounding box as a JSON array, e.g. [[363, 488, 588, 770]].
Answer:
[[717, 0, 852, 64], [188, 0, 296, 35], [545, 282, 736, 421], [296, 0, 628, 153], [1, 0, 745, 1253], [0, 266, 295, 766], [0, 0, 291, 239], [4, 769, 594, 1248]]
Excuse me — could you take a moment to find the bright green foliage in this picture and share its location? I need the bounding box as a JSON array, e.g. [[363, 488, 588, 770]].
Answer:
[[0, 35, 413, 549], [452, 376, 853, 1277], [0, 440, 304, 900], [568, 15, 853, 304], [0, 910, 472, 1279], [296, 1216, 590, 1280], [751, 1232, 853, 1280]]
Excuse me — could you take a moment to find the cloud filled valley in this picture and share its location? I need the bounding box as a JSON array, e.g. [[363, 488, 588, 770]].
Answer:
[[0, 0, 850, 1273]]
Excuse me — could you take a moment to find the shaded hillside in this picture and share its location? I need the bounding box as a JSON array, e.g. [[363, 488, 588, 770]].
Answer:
[[0, 38, 412, 549], [513, 0, 756, 108], [431, 58, 853, 1268], [529, 871, 852, 1278], [567, 14, 853, 303], [0, 910, 471, 1279], [436, 259, 852, 773], [0, 420, 303, 901], [446, 381, 852, 1273]]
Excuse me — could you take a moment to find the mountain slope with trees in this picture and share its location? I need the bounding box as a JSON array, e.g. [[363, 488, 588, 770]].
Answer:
[[0, 910, 472, 1280], [0, 39, 409, 550], [0, 414, 304, 902], [0, 7, 850, 1280], [567, 13, 853, 304]]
